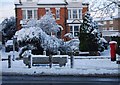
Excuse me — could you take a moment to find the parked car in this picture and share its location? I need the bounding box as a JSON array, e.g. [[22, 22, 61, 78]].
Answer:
[[101, 38, 108, 50], [5, 40, 19, 52]]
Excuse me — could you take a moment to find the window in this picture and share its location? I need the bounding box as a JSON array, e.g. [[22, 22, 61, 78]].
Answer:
[[34, 10, 37, 19], [56, 9, 60, 19], [68, 10, 71, 19], [22, 9, 37, 20], [79, 9, 82, 19], [22, 10, 26, 19], [103, 27, 107, 30], [70, 26, 73, 35], [74, 26, 79, 37], [27, 10, 32, 19], [109, 27, 113, 30], [70, 25, 80, 37], [104, 21, 106, 24], [110, 21, 113, 24], [68, 9, 82, 19], [73, 9, 77, 18]]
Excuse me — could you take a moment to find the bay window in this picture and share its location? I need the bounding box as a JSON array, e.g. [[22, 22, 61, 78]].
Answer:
[[70, 25, 80, 37], [73, 9, 77, 18], [68, 10, 71, 19]]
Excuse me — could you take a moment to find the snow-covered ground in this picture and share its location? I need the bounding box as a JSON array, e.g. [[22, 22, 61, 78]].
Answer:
[[1, 47, 120, 76]]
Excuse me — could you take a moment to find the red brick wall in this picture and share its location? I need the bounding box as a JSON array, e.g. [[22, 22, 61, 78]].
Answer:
[[38, 8, 46, 19], [37, 7, 67, 39], [113, 18, 120, 31], [15, 6, 88, 40], [82, 7, 88, 17], [15, 8, 22, 30]]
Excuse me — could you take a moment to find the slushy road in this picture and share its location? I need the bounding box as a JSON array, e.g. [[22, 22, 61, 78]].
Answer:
[[1, 75, 120, 85]]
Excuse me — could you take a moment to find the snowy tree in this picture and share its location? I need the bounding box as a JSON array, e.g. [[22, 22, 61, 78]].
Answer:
[[79, 12, 104, 54], [85, 0, 120, 18], [64, 33, 74, 39], [1, 17, 16, 44], [36, 12, 60, 35], [16, 12, 80, 56], [15, 13, 63, 56]]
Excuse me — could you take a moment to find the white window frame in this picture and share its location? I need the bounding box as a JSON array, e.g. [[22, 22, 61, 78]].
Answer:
[[109, 27, 113, 30], [68, 9, 71, 19], [103, 27, 107, 30], [69, 24, 80, 37], [104, 21, 107, 24], [109, 21, 113, 24], [73, 9, 78, 19], [56, 8, 60, 20], [68, 8, 82, 19], [22, 9, 38, 20]]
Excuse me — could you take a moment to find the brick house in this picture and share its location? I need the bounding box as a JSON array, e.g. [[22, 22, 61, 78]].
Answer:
[[95, 17, 114, 31], [95, 15, 120, 42], [14, 0, 88, 40]]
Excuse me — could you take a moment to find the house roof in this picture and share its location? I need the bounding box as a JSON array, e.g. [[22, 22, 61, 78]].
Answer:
[[94, 17, 113, 22], [67, 2, 82, 7], [37, 0, 67, 5], [113, 14, 120, 19], [66, 0, 82, 2]]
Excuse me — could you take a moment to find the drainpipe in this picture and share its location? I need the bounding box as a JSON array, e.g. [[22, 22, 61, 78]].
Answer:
[[64, 0, 67, 41]]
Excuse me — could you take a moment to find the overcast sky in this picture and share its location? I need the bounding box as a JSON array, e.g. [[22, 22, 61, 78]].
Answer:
[[0, 0, 15, 23]]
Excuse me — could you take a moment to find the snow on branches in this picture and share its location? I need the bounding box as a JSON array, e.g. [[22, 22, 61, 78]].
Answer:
[[15, 12, 79, 55]]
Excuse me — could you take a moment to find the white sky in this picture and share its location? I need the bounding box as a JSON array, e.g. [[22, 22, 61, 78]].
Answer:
[[0, 0, 15, 22]]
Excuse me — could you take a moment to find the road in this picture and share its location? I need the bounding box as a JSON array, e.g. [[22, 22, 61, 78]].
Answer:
[[1, 75, 120, 85]]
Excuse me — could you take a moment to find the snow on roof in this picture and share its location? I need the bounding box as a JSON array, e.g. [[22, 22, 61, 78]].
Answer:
[[94, 17, 113, 21], [113, 14, 120, 19], [38, 0, 66, 5], [67, 2, 82, 7], [67, 0, 82, 2], [102, 30, 120, 37]]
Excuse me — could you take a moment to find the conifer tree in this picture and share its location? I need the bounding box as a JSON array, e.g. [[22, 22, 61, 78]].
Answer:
[[79, 12, 104, 53]]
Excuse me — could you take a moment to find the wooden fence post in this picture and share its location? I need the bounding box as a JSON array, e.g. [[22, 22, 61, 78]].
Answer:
[[70, 52, 74, 68], [57, 51, 60, 55], [49, 55, 52, 68], [8, 55, 11, 68], [43, 51, 46, 55], [28, 55, 32, 68]]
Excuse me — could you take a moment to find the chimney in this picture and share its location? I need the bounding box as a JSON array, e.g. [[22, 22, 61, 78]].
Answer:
[[64, 0, 66, 3], [19, 0, 22, 4]]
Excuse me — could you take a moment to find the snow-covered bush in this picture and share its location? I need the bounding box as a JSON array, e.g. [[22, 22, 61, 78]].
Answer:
[[64, 33, 74, 39], [65, 39, 80, 52], [15, 13, 63, 55]]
